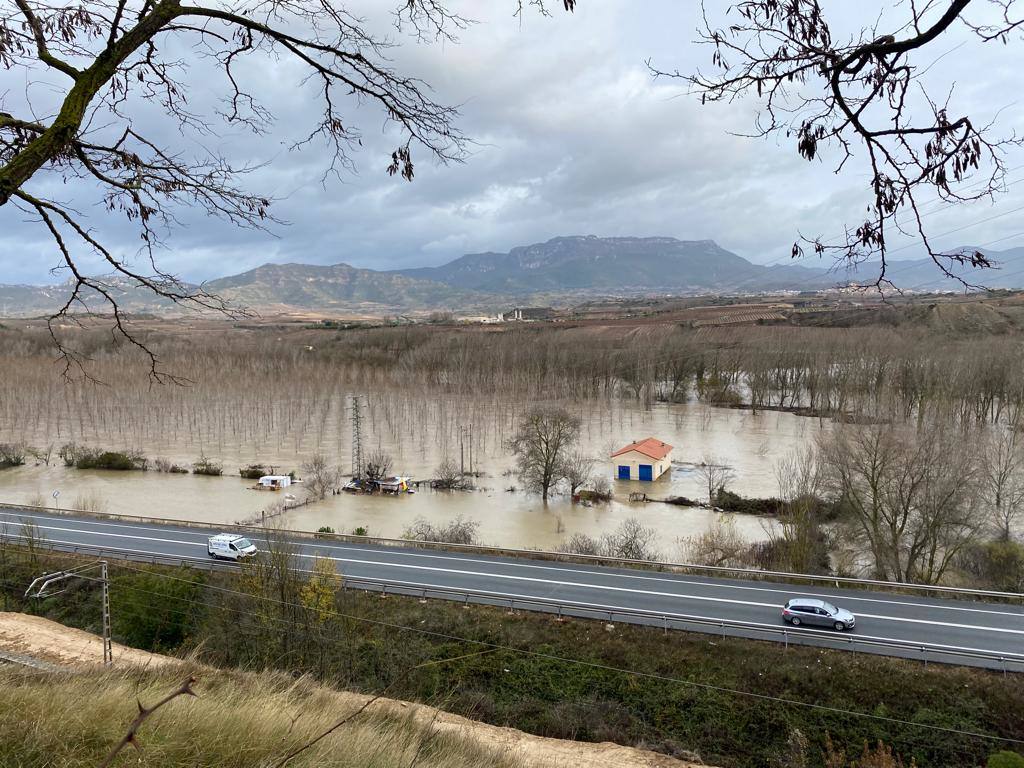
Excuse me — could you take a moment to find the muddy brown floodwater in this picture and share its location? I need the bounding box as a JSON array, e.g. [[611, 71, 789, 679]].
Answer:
[[0, 399, 831, 550]]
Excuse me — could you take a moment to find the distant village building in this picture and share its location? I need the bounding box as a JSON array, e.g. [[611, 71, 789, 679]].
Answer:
[[258, 475, 292, 489], [610, 438, 673, 481], [499, 307, 554, 322]]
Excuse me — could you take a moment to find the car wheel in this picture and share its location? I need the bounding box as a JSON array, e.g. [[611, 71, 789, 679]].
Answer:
[[790, 616, 801, 627], [834, 621, 845, 631]]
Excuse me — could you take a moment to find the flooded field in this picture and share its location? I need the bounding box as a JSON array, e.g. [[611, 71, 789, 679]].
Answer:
[[0, 395, 826, 549]]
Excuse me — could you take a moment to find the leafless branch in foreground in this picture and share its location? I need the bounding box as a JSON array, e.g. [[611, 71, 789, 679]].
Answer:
[[98, 675, 198, 768], [654, 0, 1024, 291]]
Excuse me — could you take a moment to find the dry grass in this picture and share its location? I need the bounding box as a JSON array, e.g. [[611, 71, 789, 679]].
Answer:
[[0, 665, 534, 768]]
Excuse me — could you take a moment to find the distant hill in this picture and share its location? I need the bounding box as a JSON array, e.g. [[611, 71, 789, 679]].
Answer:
[[204, 262, 486, 311], [0, 277, 192, 316], [396, 235, 830, 293], [3, 237, 1023, 317], [833, 245, 1024, 291]]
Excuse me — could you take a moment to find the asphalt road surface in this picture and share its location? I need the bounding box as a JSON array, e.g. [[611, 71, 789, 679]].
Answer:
[[2, 506, 1022, 671]]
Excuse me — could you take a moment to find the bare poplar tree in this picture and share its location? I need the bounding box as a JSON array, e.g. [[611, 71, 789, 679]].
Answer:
[[433, 457, 463, 490], [680, 515, 749, 568], [696, 454, 735, 505], [657, 1, 1024, 288], [363, 450, 393, 483], [508, 406, 581, 502], [301, 453, 340, 501], [561, 450, 594, 498], [981, 426, 1024, 540], [771, 446, 830, 574], [818, 424, 983, 583]]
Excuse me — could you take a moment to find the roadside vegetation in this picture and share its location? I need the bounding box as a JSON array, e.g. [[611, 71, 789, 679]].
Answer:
[[0, 665, 529, 768], [0, 541, 1020, 768]]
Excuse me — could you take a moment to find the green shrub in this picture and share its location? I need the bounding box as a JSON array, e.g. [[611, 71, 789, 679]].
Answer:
[[59, 443, 147, 471], [0, 443, 26, 469], [989, 751, 1024, 768], [83, 451, 145, 470], [112, 569, 204, 651], [192, 456, 223, 476], [239, 464, 267, 479], [959, 540, 1024, 592], [314, 526, 336, 538], [154, 458, 188, 473], [714, 489, 784, 515]]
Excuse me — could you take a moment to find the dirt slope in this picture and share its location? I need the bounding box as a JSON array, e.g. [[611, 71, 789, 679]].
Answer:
[[0, 612, 705, 768]]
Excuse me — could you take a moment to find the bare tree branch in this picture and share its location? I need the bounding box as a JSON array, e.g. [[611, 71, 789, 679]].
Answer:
[[1, 0, 531, 377], [97, 675, 198, 768], [654, 0, 1023, 291]]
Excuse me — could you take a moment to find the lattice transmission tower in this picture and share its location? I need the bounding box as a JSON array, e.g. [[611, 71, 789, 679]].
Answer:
[[351, 395, 364, 477]]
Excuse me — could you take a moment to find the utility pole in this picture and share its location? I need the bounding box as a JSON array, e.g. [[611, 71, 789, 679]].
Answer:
[[100, 561, 112, 665], [459, 426, 465, 476], [25, 560, 112, 666], [351, 395, 364, 479]]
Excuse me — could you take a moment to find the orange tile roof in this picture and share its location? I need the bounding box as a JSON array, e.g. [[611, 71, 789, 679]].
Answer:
[[610, 437, 673, 461]]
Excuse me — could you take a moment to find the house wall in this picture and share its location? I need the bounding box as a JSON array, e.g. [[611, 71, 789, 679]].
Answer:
[[612, 449, 673, 481]]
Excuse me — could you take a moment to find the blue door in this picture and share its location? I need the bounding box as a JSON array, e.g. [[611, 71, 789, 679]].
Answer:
[[638, 464, 653, 481], [617, 465, 630, 480]]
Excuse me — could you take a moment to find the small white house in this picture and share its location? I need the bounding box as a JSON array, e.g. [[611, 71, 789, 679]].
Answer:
[[258, 475, 292, 489], [611, 438, 674, 482]]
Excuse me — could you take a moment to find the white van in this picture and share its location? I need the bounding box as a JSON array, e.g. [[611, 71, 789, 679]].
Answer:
[[207, 534, 258, 561]]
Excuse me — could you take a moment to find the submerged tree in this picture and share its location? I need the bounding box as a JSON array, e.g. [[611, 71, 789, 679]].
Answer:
[[508, 406, 581, 502], [301, 453, 340, 500], [659, 1, 1024, 289], [696, 454, 735, 506], [818, 424, 983, 583], [363, 450, 393, 483], [561, 450, 594, 498], [981, 425, 1024, 541]]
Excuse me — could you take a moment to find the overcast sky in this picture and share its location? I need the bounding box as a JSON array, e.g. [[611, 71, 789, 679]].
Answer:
[[3, 0, 1024, 285]]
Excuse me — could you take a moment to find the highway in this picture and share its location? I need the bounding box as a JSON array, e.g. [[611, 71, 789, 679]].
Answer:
[[2, 506, 1023, 671]]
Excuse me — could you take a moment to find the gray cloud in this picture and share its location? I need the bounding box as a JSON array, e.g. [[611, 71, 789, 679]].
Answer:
[[2, 1, 1023, 285]]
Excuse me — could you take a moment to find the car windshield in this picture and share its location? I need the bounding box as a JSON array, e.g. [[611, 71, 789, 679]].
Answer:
[[235, 538, 253, 549], [822, 602, 838, 614]]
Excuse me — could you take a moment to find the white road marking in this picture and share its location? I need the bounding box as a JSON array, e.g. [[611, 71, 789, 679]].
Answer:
[[5, 511, 1022, 619], [6, 523, 1024, 638]]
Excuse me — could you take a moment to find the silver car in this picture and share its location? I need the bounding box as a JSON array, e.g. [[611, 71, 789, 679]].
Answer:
[[782, 598, 856, 631]]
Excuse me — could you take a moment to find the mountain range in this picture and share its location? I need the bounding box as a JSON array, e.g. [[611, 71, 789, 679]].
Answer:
[[2, 236, 1023, 316]]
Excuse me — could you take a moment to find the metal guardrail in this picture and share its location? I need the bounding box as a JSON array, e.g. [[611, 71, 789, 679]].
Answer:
[[3, 501, 1023, 604], [21, 537, 1024, 673]]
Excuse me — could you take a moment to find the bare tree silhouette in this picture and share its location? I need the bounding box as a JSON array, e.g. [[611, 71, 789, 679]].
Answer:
[[0, 2, 578, 378], [653, 1, 1024, 290]]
